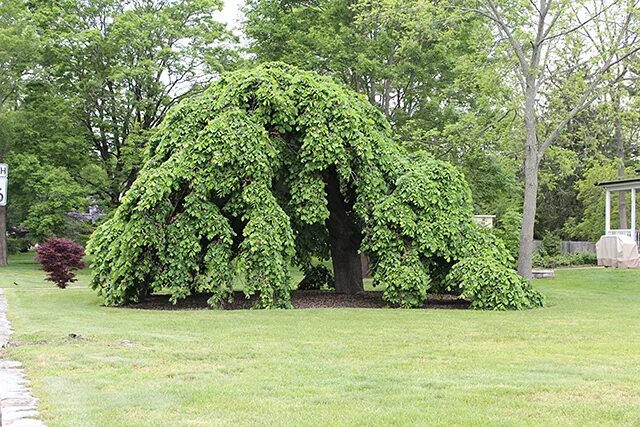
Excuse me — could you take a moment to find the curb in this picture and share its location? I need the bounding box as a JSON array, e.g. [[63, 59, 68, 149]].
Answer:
[[0, 289, 46, 427]]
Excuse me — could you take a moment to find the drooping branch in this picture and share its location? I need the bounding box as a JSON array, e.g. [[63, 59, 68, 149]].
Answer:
[[88, 63, 544, 311]]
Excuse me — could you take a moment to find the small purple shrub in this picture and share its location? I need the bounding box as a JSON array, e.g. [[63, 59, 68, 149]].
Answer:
[[35, 238, 85, 288]]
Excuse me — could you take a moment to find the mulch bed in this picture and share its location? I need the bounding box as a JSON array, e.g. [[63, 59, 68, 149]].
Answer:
[[127, 290, 469, 310]]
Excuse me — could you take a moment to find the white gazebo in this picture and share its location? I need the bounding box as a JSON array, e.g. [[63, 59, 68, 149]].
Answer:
[[596, 177, 640, 268], [597, 177, 640, 244]]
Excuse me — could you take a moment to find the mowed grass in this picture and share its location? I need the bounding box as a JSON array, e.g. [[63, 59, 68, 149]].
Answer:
[[1, 253, 640, 426]]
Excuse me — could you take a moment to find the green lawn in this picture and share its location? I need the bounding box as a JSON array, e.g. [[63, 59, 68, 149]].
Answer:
[[1, 253, 640, 426]]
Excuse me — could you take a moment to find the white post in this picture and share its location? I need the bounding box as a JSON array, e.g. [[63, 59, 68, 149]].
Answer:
[[632, 188, 636, 241], [605, 190, 611, 235]]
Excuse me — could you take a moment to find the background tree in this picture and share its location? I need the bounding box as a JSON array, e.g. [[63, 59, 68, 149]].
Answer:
[[0, 0, 241, 252], [0, 0, 36, 108], [244, 0, 522, 216], [3, 0, 638, 273], [477, 0, 640, 277], [32, 0, 239, 206], [536, 87, 640, 239], [0, 0, 38, 264], [4, 82, 91, 240]]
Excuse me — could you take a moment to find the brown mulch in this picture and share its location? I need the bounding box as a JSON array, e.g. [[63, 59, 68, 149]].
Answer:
[[126, 290, 469, 310]]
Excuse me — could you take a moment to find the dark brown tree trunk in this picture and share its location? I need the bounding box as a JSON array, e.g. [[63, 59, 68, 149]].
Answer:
[[361, 253, 371, 278], [325, 167, 363, 294]]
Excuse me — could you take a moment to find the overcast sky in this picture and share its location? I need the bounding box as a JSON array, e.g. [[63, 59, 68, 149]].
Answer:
[[215, 0, 246, 33]]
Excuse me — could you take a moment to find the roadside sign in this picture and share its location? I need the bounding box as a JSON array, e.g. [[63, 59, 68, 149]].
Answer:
[[0, 163, 7, 206]]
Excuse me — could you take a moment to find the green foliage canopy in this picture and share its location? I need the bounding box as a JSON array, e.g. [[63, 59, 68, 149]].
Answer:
[[244, 0, 522, 217], [31, 0, 239, 206], [88, 63, 543, 310]]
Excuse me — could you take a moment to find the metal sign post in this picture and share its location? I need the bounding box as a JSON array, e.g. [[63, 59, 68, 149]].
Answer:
[[0, 163, 7, 265]]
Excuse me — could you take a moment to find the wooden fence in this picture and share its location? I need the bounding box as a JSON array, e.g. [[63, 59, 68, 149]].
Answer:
[[533, 240, 596, 254]]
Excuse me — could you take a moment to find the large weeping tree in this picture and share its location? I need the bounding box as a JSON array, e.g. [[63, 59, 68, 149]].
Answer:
[[88, 63, 543, 310]]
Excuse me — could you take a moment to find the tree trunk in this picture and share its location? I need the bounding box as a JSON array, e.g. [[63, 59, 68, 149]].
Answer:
[[518, 145, 538, 279], [325, 167, 363, 294], [361, 253, 371, 278], [0, 206, 7, 266], [517, 81, 539, 279], [614, 101, 626, 229]]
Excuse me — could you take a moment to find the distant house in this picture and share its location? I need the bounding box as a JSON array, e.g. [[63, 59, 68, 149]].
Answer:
[[473, 215, 496, 229], [66, 205, 105, 223]]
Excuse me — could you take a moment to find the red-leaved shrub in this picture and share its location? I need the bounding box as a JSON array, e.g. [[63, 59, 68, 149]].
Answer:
[[35, 238, 85, 288]]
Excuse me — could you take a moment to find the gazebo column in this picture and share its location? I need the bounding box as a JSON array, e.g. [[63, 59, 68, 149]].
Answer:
[[605, 190, 611, 235], [632, 188, 636, 241]]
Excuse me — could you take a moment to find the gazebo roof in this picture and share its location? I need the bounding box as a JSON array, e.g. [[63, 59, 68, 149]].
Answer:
[[596, 177, 640, 191]]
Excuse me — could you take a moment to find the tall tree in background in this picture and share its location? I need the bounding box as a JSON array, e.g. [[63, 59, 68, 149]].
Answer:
[[33, 0, 238, 206], [534, 78, 640, 239], [478, 0, 640, 278], [6, 83, 91, 240], [0, 0, 240, 250], [0, 0, 38, 264], [0, 0, 36, 108], [244, 0, 523, 216]]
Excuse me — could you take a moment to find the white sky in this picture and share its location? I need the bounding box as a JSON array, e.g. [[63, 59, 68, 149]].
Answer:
[[214, 0, 246, 33]]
